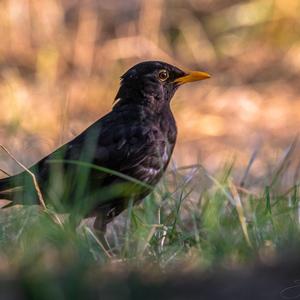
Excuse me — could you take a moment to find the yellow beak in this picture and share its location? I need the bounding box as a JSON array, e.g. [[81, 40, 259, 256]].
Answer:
[[174, 71, 211, 85]]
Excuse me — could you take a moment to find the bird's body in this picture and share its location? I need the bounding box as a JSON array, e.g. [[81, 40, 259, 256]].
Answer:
[[0, 61, 210, 233]]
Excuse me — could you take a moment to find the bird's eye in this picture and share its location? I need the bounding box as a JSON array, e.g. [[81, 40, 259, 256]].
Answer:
[[158, 70, 169, 81]]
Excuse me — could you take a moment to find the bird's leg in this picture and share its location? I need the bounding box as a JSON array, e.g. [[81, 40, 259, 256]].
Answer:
[[93, 213, 110, 251]]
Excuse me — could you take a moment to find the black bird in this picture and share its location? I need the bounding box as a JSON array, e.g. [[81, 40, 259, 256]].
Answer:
[[0, 61, 210, 235]]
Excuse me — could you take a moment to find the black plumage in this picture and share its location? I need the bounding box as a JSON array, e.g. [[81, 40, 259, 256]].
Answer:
[[0, 61, 210, 234]]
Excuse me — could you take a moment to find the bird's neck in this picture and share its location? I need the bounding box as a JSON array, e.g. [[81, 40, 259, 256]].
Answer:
[[114, 82, 174, 114], [113, 97, 172, 118], [113, 100, 177, 143], [114, 93, 173, 113]]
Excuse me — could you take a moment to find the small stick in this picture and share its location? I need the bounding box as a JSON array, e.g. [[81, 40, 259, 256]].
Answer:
[[0, 168, 10, 177], [229, 181, 253, 248], [141, 225, 157, 256], [84, 226, 112, 258], [160, 225, 168, 253], [236, 185, 258, 196], [0, 145, 62, 226]]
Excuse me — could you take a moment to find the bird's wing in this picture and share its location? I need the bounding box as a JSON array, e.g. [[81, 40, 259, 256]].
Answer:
[[35, 111, 160, 185]]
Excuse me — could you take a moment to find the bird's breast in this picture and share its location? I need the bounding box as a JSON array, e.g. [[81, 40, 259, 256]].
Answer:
[[114, 106, 177, 185], [134, 126, 175, 185]]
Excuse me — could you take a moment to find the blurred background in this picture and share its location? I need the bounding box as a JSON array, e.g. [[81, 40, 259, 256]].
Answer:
[[0, 0, 300, 184], [1, 2, 300, 294]]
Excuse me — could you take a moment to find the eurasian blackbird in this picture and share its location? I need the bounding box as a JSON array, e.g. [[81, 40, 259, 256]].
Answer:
[[0, 61, 210, 234]]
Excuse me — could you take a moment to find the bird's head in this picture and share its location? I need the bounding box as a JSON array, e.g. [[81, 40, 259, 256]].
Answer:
[[114, 61, 210, 112]]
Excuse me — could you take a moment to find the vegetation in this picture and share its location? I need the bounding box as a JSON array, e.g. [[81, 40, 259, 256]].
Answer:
[[0, 145, 299, 297], [0, 0, 299, 297]]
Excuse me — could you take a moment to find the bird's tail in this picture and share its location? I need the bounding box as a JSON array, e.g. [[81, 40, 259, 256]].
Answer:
[[0, 174, 23, 207], [0, 172, 42, 208], [0, 176, 13, 191]]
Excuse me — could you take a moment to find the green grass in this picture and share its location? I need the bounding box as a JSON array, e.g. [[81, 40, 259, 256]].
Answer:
[[1, 161, 299, 267], [0, 149, 299, 297]]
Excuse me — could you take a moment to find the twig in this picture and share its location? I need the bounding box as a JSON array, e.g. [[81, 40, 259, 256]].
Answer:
[[140, 225, 157, 257], [229, 181, 253, 248], [0, 145, 62, 226], [205, 173, 236, 205], [0, 168, 10, 177], [236, 185, 258, 196], [84, 226, 112, 258], [160, 225, 168, 253]]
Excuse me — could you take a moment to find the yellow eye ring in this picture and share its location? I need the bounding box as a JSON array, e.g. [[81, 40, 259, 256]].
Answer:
[[158, 70, 169, 81]]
